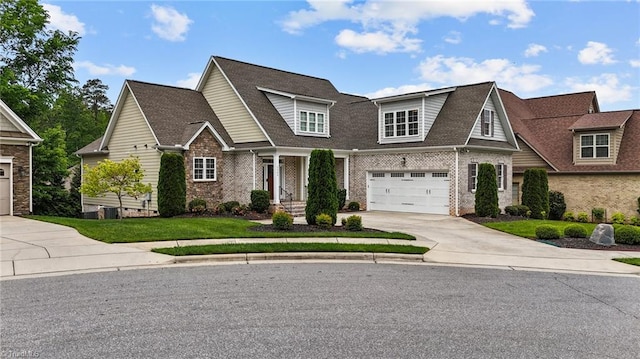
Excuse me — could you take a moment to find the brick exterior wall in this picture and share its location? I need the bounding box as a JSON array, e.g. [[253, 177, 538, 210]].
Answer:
[[1, 144, 31, 215], [222, 152, 258, 204], [513, 173, 640, 220], [349, 150, 512, 215], [184, 130, 224, 208]]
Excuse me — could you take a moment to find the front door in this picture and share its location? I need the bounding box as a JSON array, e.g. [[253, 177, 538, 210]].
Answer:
[[265, 164, 274, 200], [0, 163, 11, 215]]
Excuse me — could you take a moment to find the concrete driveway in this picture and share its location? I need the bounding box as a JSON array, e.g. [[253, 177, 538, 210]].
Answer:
[[1, 212, 639, 279], [0, 216, 173, 278]]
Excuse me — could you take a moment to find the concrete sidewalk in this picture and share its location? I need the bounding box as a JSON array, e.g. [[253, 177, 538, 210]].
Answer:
[[1, 213, 639, 279]]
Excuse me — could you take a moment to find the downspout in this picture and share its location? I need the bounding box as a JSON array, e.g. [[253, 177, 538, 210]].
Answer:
[[454, 147, 459, 217], [250, 150, 256, 190]]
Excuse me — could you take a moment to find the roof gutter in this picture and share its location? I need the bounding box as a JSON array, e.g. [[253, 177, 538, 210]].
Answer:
[[154, 144, 185, 151]]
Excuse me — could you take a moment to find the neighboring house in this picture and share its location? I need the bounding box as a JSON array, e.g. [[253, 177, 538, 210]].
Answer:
[[501, 89, 640, 219], [77, 56, 520, 217], [0, 99, 43, 215]]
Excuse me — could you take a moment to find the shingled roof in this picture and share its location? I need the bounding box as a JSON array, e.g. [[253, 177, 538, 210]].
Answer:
[[501, 89, 640, 173]]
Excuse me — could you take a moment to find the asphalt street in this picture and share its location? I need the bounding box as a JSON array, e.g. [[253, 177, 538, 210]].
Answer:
[[1, 263, 639, 358]]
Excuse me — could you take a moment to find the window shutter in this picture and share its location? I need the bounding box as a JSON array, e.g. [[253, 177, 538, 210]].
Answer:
[[502, 164, 508, 190], [468, 164, 474, 192], [491, 112, 495, 137]]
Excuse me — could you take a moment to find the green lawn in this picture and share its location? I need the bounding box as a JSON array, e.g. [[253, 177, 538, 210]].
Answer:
[[483, 219, 598, 239], [29, 216, 415, 243], [153, 242, 428, 256], [614, 258, 640, 266]]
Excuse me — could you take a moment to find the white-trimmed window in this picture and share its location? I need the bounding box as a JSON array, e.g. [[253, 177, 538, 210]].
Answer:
[[481, 109, 494, 137], [497, 163, 505, 191], [300, 111, 325, 133], [193, 157, 216, 181], [469, 163, 478, 192], [469, 162, 507, 192], [383, 109, 419, 137], [580, 133, 609, 158]]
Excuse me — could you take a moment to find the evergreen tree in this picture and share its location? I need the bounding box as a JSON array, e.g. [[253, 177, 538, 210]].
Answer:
[[305, 149, 339, 225], [521, 168, 549, 219], [475, 163, 499, 217], [158, 153, 186, 217]]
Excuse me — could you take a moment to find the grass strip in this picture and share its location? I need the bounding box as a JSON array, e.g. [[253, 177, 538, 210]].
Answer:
[[29, 216, 415, 243], [153, 243, 428, 256], [483, 220, 597, 239], [613, 258, 640, 266]]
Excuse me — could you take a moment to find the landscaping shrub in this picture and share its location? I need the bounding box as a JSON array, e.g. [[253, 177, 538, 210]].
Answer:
[[223, 201, 240, 213], [615, 225, 640, 245], [611, 212, 626, 225], [630, 216, 640, 226], [213, 203, 226, 215], [345, 215, 363, 231], [250, 190, 270, 213], [562, 211, 575, 222], [592, 208, 605, 223], [577, 212, 589, 223], [347, 201, 360, 211], [188, 198, 207, 213], [341, 218, 347, 226], [305, 149, 339, 225], [474, 163, 499, 218], [548, 191, 566, 220], [505, 205, 529, 217], [272, 211, 293, 230], [505, 205, 518, 216], [535, 225, 561, 240], [231, 204, 246, 216], [521, 168, 549, 219], [158, 153, 186, 217], [337, 189, 347, 210], [564, 224, 587, 238], [637, 196, 640, 215], [316, 213, 333, 229], [516, 205, 530, 216]]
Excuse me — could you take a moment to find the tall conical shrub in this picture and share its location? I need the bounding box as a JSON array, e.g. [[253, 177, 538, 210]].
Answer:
[[158, 152, 186, 217], [521, 168, 549, 219], [475, 163, 499, 217], [305, 149, 338, 225]]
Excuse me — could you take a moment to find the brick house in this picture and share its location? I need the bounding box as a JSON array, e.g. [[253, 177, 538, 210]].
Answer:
[[501, 90, 640, 219], [0, 99, 43, 215], [77, 56, 520, 217]]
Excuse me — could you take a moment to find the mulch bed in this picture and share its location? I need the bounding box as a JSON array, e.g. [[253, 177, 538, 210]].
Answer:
[[248, 224, 386, 234], [463, 214, 640, 252]]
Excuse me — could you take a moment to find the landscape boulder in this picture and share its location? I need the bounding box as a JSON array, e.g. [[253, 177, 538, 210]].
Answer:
[[589, 224, 615, 246]]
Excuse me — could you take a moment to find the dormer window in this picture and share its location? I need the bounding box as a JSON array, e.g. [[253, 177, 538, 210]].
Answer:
[[300, 111, 325, 133], [384, 109, 419, 137], [482, 109, 494, 137], [580, 133, 609, 158]]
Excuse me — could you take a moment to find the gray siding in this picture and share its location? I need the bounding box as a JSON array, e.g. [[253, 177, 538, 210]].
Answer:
[[423, 93, 448, 138], [0, 111, 17, 131], [470, 96, 508, 142], [265, 93, 294, 130]]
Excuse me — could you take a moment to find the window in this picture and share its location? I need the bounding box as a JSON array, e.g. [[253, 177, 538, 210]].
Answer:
[[432, 172, 448, 178], [390, 173, 405, 178], [383, 109, 419, 137], [496, 164, 505, 191], [481, 109, 494, 137], [469, 163, 506, 192], [469, 163, 478, 192], [580, 134, 609, 158], [372, 172, 385, 178], [411, 172, 426, 178], [300, 111, 325, 133], [193, 157, 216, 181]]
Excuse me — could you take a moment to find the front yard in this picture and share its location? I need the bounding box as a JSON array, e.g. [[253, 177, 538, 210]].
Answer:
[[30, 216, 415, 243]]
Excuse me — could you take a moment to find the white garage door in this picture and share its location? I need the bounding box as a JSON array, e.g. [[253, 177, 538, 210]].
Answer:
[[368, 171, 450, 214]]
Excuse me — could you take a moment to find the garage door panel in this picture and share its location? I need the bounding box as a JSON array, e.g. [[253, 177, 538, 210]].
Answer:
[[368, 171, 449, 214]]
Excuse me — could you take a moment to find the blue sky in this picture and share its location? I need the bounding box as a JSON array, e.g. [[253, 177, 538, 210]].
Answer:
[[43, 0, 639, 111]]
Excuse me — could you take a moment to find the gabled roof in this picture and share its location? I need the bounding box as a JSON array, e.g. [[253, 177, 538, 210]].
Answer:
[[74, 136, 106, 156], [502, 89, 640, 173], [0, 99, 42, 143]]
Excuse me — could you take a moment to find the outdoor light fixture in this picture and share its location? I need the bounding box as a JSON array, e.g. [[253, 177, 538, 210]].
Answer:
[[401, 157, 406, 167]]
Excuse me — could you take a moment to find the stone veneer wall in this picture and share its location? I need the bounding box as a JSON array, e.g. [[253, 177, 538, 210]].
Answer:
[[349, 150, 512, 216], [513, 173, 640, 220], [184, 131, 224, 207], [0, 144, 31, 214]]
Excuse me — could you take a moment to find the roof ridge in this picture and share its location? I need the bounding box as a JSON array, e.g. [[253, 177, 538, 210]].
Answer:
[[213, 56, 333, 84], [523, 90, 595, 101], [127, 79, 199, 93]]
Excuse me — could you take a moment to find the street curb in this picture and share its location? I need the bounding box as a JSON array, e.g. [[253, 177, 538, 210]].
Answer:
[[172, 252, 425, 264]]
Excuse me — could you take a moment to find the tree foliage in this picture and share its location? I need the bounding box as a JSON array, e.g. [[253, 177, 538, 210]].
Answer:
[[521, 168, 549, 219], [80, 157, 152, 219], [305, 149, 338, 225], [474, 163, 499, 217], [548, 190, 567, 220], [157, 153, 186, 217], [81, 78, 112, 123]]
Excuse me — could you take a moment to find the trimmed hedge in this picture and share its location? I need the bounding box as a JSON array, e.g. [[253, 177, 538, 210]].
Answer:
[[521, 168, 549, 219], [305, 149, 338, 225], [347, 202, 360, 211], [188, 198, 207, 213], [615, 226, 640, 245], [505, 205, 530, 217], [272, 211, 293, 230], [158, 153, 186, 217], [316, 213, 333, 229], [548, 191, 566, 220], [564, 224, 587, 238], [250, 190, 270, 213], [475, 163, 499, 218], [535, 225, 561, 240], [345, 215, 363, 231]]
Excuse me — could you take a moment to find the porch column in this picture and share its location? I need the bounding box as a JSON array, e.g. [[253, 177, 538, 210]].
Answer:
[[344, 156, 349, 199], [273, 153, 280, 204], [298, 157, 305, 200], [305, 155, 310, 200]]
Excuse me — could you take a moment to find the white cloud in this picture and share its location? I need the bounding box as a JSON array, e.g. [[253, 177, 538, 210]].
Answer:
[[578, 41, 616, 65], [524, 43, 547, 57], [365, 84, 434, 99], [281, 0, 533, 54], [630, 59, 640, 68], [74, 61, 136, 76], [42, 3, 85, 35], [176, 72, 201, 89], [565, 73, 633, 104], [417, 55, 553, 93], [443, 31, 462, 44], [150, 4, 192, 42], [335, 29, 421, 53]]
